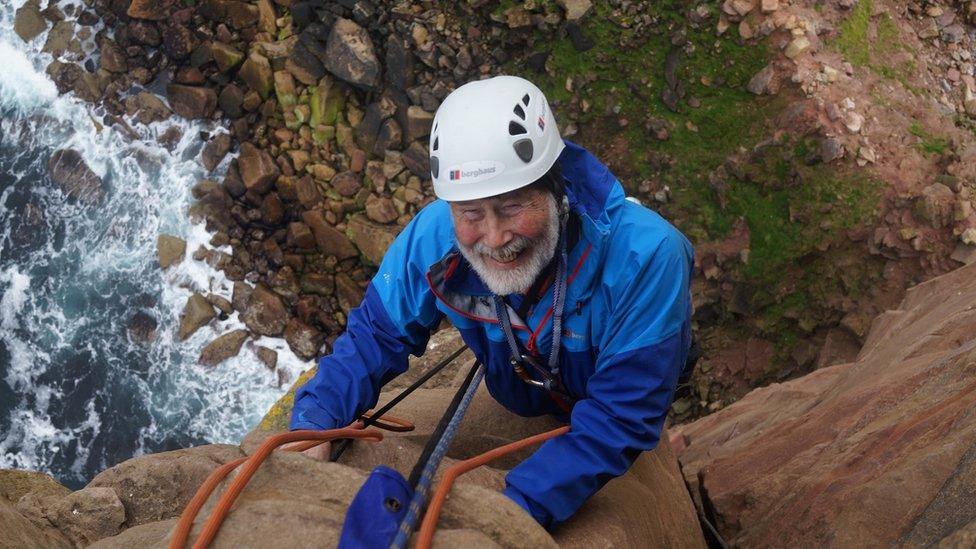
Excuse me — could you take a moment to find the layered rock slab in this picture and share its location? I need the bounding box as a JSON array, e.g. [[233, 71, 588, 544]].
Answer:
[[673, 260, 976, 547]]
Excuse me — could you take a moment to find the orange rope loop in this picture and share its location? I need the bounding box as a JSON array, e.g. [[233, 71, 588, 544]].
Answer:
[[415, 426, 571, 549]]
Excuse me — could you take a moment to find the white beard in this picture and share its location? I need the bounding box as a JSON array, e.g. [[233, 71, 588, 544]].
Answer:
[[457, 194, 561, 296]]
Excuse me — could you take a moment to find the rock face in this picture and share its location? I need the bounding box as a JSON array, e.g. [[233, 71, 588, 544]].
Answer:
[[673, 260, 976, 547], [178, 293, 216, 340], [324, 18, 380, 90], [47, 149, 104, 203], [14, 0, 47, 42], [87, 444, 245, 527]]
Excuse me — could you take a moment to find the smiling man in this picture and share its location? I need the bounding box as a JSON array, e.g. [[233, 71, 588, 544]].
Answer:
[[290, 75, 695, 528]]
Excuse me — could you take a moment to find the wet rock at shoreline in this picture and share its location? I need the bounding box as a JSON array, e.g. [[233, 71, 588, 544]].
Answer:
[[199, 329, 249, 366], [255, 346, 278, 370], [178, 293, 216, 340], [157, 234, 186, 269], [125, 92, 172, 125], [47, 148, 104, 203], [241, 284, 288, 336], [14, 0, 48, 42], [239, 52, 274, 99], [127, 311, 158, 343], [166, 84, 217, 120], [201, 133, 232, 172]]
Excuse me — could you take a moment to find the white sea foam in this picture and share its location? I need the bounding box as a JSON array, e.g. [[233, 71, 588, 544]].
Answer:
[[0, 0, 313, 483]]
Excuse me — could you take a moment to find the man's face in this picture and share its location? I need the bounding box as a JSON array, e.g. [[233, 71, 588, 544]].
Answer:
[[450, 186, 560, 296]]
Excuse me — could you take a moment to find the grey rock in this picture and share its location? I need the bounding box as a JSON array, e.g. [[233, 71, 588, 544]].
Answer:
[[237, 142, 280, 194], [284, 318, 324, 361], [347, 214, 397, 265], [324, 18, 380, 90], [125, 92, 172, 125], [157, 234, 186, 269], [241, 284, 288, 337], [47, 148, 104, 203], [166, 84, 217, 119], [14, 0, 48, 42], [201, 133, 232, 172], [178, 293, 215, 340], [301, 210, 358, 259], [747, 63, 777, 95], [199, 329, 249, 366]]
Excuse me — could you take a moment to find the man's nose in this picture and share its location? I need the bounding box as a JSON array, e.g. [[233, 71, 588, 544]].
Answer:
[[482, 215, 513, 249]]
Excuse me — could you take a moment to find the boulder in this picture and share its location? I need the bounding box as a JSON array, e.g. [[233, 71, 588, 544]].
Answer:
[[87, 444, 245, 527], [231, 282, 253, 313], [405, 105, 434, 142], [127, 0, 174, 20], [673, 260, 976, 547], [125, 92, 172, 125], [88, 518, 177, 549], [365, 195, 398, 224], [161, 24, 194, 60], [99, 38, 127, 73], [199, 330, 249, 366], [556, 0, 593, 21], [211, 41, 244, 73], [237, 142, 280, 194], [166, 84, 217, 120], [402, 141, 430, 179], [283, 318, 324, 361], [287, 43, 326, 86], [45, 488, 125, 545], [240, 284, 288, 336], [14, 0, 48, 42], [42, 21, 75, 56], [330, 170, 361, 197], [47, 149, 104, 203], [301, 210, 358, 259], [917, 182, 955, 229], [346, 214, 398, 265], [239, 52, 273, 99], [178, 293, 215, 340], [218, 84, 245, 119], [323, 18, 380, 90], [157, 234, 186, 269], [201, 133, 232, 172]]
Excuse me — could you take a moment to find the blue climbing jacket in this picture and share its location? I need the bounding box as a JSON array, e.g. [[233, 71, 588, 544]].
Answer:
[[290, 140, 695, 528]]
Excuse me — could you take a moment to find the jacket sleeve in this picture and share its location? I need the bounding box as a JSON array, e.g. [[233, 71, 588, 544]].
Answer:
[[289, 211, 444, 431], [502, 232, 694, 527]]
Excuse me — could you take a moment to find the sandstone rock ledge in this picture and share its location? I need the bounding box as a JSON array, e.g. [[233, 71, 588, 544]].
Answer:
[[673, 260, 976, 548], [2, 328, 704, 548]]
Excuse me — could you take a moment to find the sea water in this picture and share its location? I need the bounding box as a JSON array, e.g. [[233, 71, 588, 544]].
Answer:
[[0, 0, 309, 488]]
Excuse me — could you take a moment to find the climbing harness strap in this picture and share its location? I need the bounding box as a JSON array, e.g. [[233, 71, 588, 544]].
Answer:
[[492, 214, 575, 405]]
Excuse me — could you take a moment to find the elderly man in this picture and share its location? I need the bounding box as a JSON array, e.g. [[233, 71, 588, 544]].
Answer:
[[290, 75, 694, 528]]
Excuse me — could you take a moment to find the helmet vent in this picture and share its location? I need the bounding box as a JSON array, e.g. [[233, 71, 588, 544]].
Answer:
[[430, 156, 439, 179], [508, 121, 527, 136], [513, 104, 525, 120], [432, 136, 439, 151], [522, 94, 530, 106], [513, 138, 533, 162]]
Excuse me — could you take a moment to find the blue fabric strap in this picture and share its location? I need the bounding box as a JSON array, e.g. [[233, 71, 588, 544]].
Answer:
[[338, 466, 412, 549]]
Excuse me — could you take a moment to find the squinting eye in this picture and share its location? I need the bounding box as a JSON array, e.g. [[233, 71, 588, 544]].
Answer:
[[462, 209, 483, 220], [502, 204, 523, 214]]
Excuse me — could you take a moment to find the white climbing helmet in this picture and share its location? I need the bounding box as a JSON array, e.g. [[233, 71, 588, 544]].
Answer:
[[428, 75, 565, 202]]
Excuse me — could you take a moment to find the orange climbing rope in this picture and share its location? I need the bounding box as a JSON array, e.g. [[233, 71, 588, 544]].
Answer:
[[170, 414, 570, 548], [169, 411, 412, 549], [415, 425, 571, 549]]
